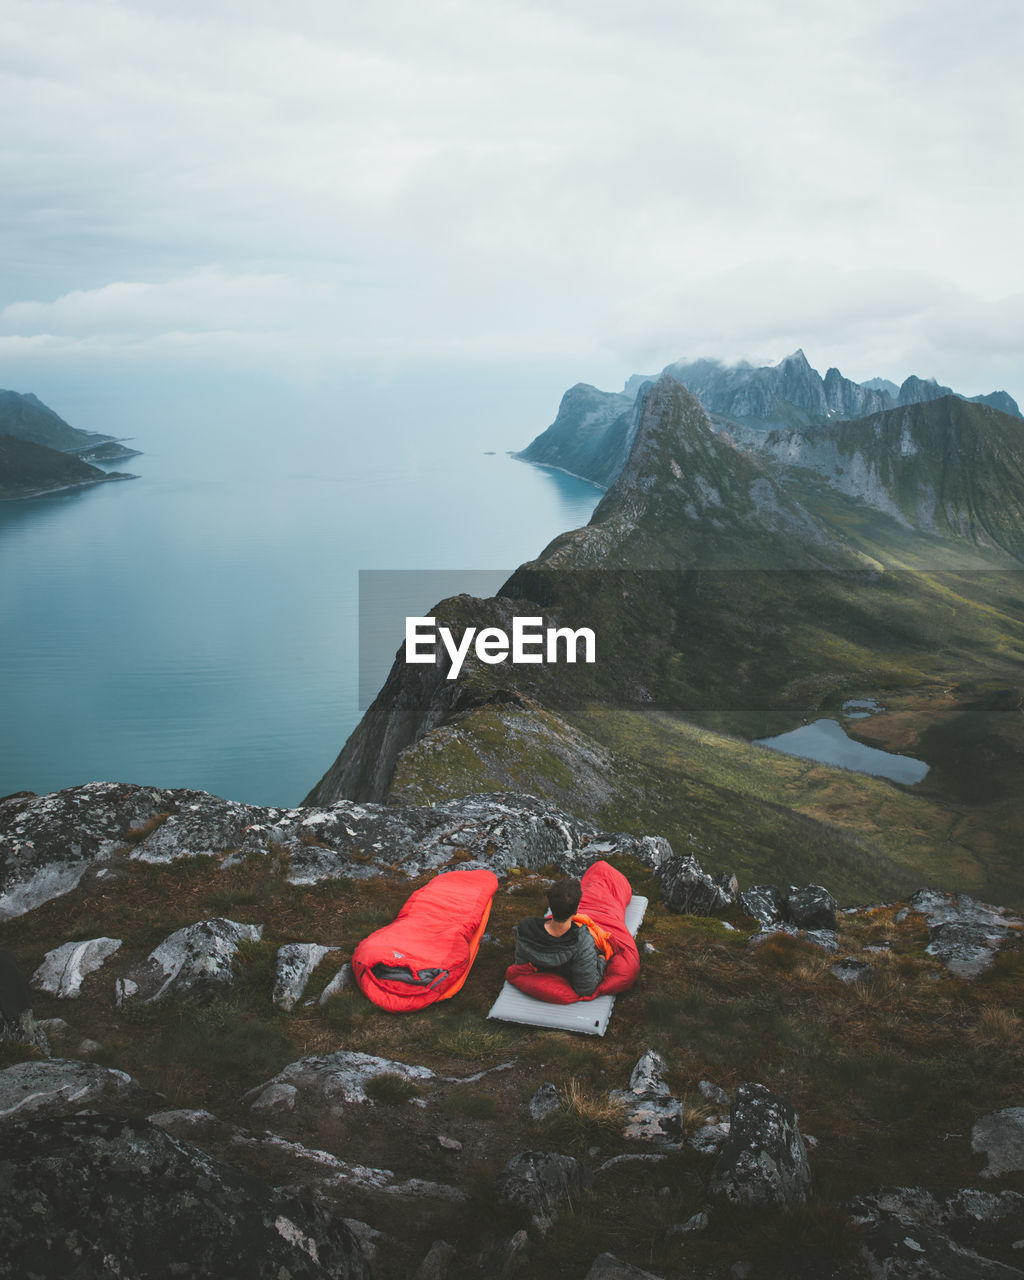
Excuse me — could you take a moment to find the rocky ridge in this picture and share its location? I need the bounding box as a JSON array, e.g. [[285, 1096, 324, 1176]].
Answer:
[[3, 779, 1024, 1277]]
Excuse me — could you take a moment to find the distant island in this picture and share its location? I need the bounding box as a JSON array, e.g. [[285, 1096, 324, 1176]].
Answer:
[[0, 389, 141, 500]]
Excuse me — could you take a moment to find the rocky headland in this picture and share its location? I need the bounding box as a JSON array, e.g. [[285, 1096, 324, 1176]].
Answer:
[[0, 389, 140, 499]]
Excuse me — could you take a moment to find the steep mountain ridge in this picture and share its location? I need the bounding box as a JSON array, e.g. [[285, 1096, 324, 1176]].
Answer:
[[518, 352, 1022, 488]]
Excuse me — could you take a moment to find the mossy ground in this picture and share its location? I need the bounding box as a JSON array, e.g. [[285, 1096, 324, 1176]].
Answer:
[[4, 848, 1024, 1277]]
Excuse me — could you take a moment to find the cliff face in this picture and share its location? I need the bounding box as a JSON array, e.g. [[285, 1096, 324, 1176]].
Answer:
[[514, 381, 636, 488]]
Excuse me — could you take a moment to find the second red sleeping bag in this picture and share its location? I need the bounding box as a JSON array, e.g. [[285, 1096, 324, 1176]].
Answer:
[[352, 867, 499, 1012]]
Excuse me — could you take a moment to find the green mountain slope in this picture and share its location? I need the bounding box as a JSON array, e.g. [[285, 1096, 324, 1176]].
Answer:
[[308, 376, 1024, 906], [0, 433, 136, 500]]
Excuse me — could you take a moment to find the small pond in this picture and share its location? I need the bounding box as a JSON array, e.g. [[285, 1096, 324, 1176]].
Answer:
[[754, 715, 930, 785]]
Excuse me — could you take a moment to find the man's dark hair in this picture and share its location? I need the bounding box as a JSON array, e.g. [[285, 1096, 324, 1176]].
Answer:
[[547, 878, 582, 922]]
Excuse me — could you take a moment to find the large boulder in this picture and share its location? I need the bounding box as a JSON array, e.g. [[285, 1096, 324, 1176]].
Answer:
[[708, 1082, 812, 1207], [738, 885, 787, 930], [786, 884, 837, 932], [495, 1150, 586, 1233], [909, 890, 1024, 979], [31, 937, 122, 999], [0, 1111, 370, 1279], [849, 1186, 1024, 1278], [245, 1050, 435, 1115], [658, 855, 735, 916], [122, 918, 264, 1004], [0, 1060, 139, 1123]]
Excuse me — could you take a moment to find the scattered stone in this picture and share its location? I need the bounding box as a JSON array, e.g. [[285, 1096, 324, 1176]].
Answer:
[[699, 1080, 730, 1107], [786, 884, 838, 931], [529, 1081, 562, 1121], [319, 961, 353, 1003], [272, 943, 335, 1011], [831, 957, 874, 984], [115, 977, 139, 1007], [76, 1038, 102, 1057], [123, 918, 264, 1004], [31, 937, 122, 998], [0, 1058, 139, 1122], [658, 854, 735, 915], [437, 1135, 462, 1152], [909, 889, 1024, 979], [643, 942, 658, 954], [667, 1211, 709, 1239], [690, 1122, 731, 1155], [245, 1050, 435, 1114], [37, 1017, 71, 1043], [709, 1082, 812, 1207], [0, 1111, 370, 1279], [495, 1150, 586, 1233], [584, 1254, 666, 1280], [973, 1109, 1024, 1178], [411, 1239, 456, 1280], [610, 1050, 683, 1148]]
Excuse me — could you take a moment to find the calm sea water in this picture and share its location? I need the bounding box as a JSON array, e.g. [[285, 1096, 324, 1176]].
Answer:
[[0, 375, 602, 807]]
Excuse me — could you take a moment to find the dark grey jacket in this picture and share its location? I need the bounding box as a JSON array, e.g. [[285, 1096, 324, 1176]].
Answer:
[[513, 918, 606, 996]]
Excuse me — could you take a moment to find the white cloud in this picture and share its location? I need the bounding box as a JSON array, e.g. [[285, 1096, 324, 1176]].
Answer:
[[0, 0, 1021, 397]]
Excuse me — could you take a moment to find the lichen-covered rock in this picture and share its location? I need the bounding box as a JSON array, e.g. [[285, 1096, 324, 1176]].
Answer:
[[0, 783, 176, 919], [658, 854, 735, 915], [495, 1150, 585, 1233], [0, 1059, 139, 1123], [245, 1050, 435, 1114], [610, 1050, 683, 1149], [272, 943, 336, 1010], [0, 783, 674, 918], [972, 1109, 1024, 1178], [786, 884, 838, 931], [738, 884, 787, 929], [849, 1185, 1024, 1278], [124, 918, 263, 1003], [709, 1082, 812, 1207], [909, 889, 1024, 979], [0, 1111, 370, 1279], [31, 937, 122, 999]]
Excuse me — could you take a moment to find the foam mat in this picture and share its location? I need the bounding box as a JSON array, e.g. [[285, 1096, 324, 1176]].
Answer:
[[486, 895, 648, 1036]]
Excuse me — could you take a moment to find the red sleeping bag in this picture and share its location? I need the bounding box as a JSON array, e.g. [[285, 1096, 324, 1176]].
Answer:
[[505, 860, 640, 1004], [353, 868, 499, 1012]]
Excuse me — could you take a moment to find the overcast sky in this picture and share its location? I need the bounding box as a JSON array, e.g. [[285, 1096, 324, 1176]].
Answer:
[[2, 0, 1022, 402]]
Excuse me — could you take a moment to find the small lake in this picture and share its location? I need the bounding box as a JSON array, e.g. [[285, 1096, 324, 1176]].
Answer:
[[754, 717, 930, 785]]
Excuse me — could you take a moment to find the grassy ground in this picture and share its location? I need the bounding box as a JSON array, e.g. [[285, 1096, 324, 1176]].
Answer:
[[4, 847, 1024, 1277]]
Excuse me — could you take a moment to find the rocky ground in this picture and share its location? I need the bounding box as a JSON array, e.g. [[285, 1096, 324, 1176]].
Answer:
[[3, 782, 1024, 1279]]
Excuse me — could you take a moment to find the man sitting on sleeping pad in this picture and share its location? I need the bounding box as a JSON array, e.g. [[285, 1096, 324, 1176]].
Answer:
[[513, 877, 612, 997]]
